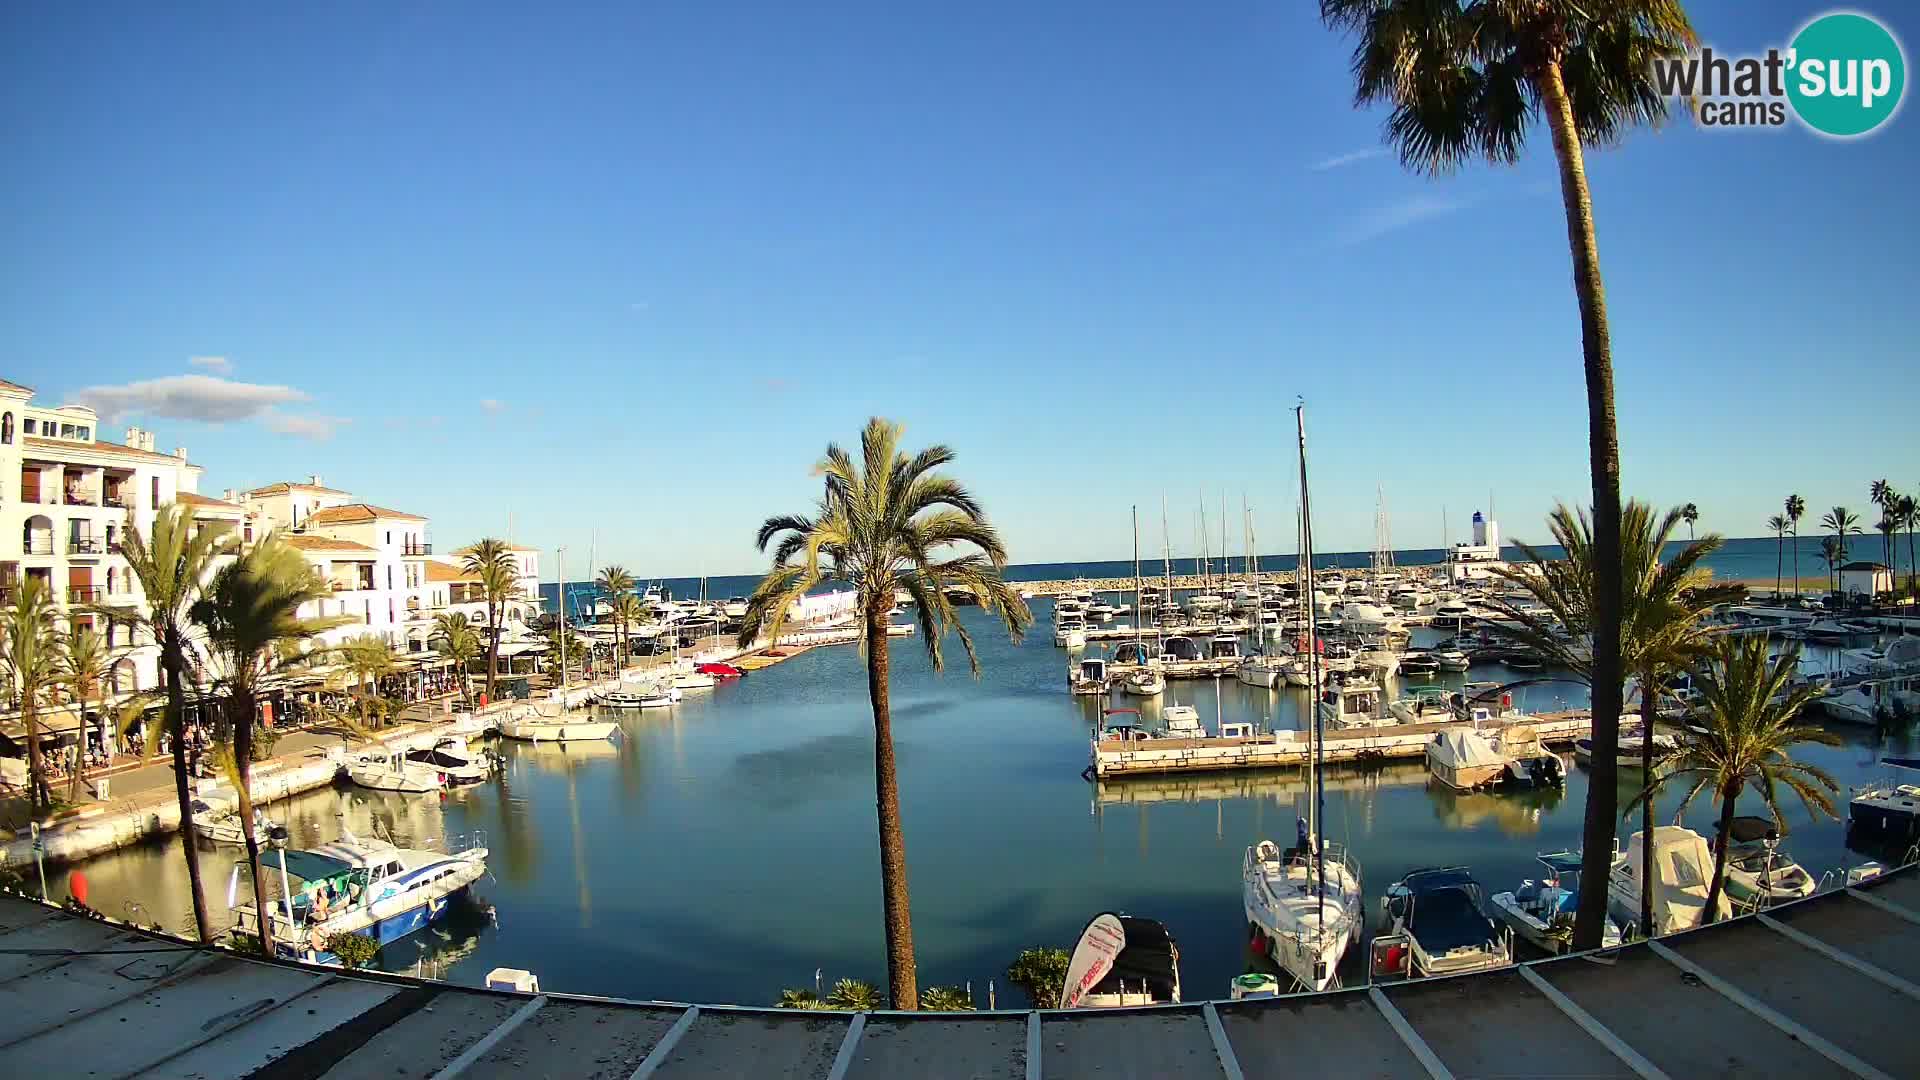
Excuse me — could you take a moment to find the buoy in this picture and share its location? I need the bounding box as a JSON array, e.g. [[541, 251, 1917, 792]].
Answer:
[[68, 871, 89, 907]]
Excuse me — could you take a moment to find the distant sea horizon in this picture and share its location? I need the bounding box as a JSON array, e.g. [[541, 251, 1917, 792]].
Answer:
[[542, 534, 1839, 611]]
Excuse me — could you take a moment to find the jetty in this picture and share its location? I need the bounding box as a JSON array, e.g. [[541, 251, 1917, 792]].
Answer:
[[3, 864, 1916, 1078], [1090, 710, 1591, 778]]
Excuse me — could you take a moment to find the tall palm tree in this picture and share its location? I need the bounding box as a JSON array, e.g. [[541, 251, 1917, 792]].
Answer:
[[58, 624, 116, 803], [461, 540, 518, 703], [1636, 634, 1838, 924], [1785, 494, 1806, 595], [1, 577, 68, 817], [1766, 514, 1789, 599], [1877, 513, 1899, 599], [596, 565, 635, 668], [190, 536, 342, 956], [1899, 494, 1918, 594], [1318, 0, 1697, 950], [738, 418, 1032, 1009], [1491, 502, 1736, 936], [334, 634, 398, 729], [1869, 481, 1896, 583], [609, 594, 645, 671], [432, 612, 481, 705], [111, 503, 237, 942], [1816, 537, 1842, 595], [1820, 507, 1860, 595], [1680, 503, 1699, 541]]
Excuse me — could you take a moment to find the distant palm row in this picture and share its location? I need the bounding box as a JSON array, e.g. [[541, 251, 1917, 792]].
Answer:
[[1764, 482, 1919, 598]]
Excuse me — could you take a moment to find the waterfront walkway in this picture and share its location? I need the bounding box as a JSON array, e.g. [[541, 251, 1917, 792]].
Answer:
[[2, 866, 1915, 1078]]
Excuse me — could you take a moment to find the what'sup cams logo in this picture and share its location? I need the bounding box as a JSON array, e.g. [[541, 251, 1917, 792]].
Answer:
[[1654, 11, 1906, 137]]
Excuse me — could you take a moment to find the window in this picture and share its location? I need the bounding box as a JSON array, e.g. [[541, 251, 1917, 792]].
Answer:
[[385, 531, 392, 545], [77, 426, 89, 441], [151, 477, 159, 505], [386, 566, 393, 590], [1, 412, 10, 444], [59, 423, 75, 438], [22, 418, 34, 435]]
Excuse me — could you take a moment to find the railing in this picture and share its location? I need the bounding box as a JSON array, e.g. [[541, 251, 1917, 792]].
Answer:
[[63, 492, 100, 506], [67, 586, 103, 604], [403, 542, 433, 556], [104, 493, 128, 508], [22, 538, 53, 556], [67, 537, 103, 555]]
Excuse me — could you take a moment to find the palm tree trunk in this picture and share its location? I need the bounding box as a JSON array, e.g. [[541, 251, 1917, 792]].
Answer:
[[1907, 525, 1915, 594], [23, 703, 47, 820], [232, 690, 274, 957], [1775, 533, 1783, 598], [485, 605, 500, 703], [1639, 673, 1657, 936], [1701, 784, 1738, 927], [864, 597, 917, 1010], [67, 688, 91, 804], [1792, 527, 1800, 594], [1539, 58, 1626, 952], [164, 630, 213, 943]]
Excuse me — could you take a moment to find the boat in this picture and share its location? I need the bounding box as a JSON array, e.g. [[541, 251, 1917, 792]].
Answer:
[[1607, 826, 1728, 936], [1054, 617, 1088, 649], [1237, 652, 1286, 689], [1818, 675, 1920, 726], [1500, 751, 1567, 790], [1071, 657, 1111, 695], [1848, 756, 1920, 846], [1228, 973, 1282, 1000], [1122, 669, 1165, 697], [599, 684, 681, 708], [695, 662, 746, 678], [404, 737, 496, 787], [1574, 729, 1679, 767], [1433, 648, 1471, 672], [1315, 673, 1388, 729], [1208, 635, 1242, 661], [1489, 851, 1624, 955], [1283, 656, 1325, 688], [1319, 640, 1357, 673], [1389, 686, 1455, 725], [1379, 867, 1512, 977], [1503, 651, 1545, 671], [1426, 728, 1509, 791], [346, 748, 447, 794], [1717, 816, 1816, 909], [1398, 651, 1440, 678], [1243, 836, 1363, 992], [1161, 704, 1204, 737], [1161, 636, 1202, 662], [1064, 914, 1183, 1007], [192, 800, 279, 847], [229, 827, 489, 964], [1805, 618, 1878, 643], [723, 597, 749, 619], [498, 712, 620, 743]]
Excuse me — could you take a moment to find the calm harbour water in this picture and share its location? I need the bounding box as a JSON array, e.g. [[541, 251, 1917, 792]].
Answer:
[[64, 601, 1916, 1007]]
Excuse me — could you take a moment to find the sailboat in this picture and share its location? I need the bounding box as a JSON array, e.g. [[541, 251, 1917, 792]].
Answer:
[[1243, 404, 1363, 993], [501, 547, 620, 744]]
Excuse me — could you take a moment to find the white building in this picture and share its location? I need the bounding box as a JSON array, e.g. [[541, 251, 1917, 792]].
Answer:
[[1839, 562, 1893, 599], [241, 487, 435, 655], [1445, 511, 1505, 585]]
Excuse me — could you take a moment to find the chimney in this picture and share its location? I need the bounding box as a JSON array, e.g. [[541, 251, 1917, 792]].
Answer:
[[175, 446, 188, 460], [222, 488, 237, 503], [125, 426, 144, 448], [308, 474, 323, 488], [142, 431, 156, 451]]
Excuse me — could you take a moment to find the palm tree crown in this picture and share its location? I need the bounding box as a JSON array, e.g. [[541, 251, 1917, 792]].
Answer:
[[59, 623, 117, 802], [1, 577, 68, 816], [432, 612, 482, 703], [461, 539, 518, 702]]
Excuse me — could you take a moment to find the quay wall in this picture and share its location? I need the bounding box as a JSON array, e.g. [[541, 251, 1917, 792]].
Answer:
[[1091, 712, 1590, 778]]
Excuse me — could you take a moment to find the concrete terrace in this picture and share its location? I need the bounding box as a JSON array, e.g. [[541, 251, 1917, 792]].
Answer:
[[2, 867, 1917, 1079]]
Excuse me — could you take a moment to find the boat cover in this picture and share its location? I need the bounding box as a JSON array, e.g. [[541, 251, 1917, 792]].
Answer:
[[406, 749, 467, 769], [1727, 816, 1780, 844], [260, 849, 355, 883], [1089, 916, 1179, 1000], [1434, 730, 1505, 768], [1537, 851, 1584, 875], [1408, 888, 1497, 953]]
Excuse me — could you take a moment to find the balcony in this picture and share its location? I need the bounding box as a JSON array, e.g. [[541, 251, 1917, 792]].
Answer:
[[68, 538, 104, 556], [402, 541, 433, 556], [104, 493, 129, 509], [22, 538, 54, 556], [63, 492, 100, 507], [67, 586, 103, 604]]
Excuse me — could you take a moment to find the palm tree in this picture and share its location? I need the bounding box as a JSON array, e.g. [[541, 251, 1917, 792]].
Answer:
[[544, 625, 587, 678], [1, 577, 68, 817], [1816, 537, 1842, 595], [1317, 0, 1697, 950], [112, 503, 238, 942], [919, 986, 976, 1011], [1877, 513, 1899, 599], [1786, 494, 1806, 595], [189, 536, 342, 956], [609, 594, 645, 672], [461, 540, 518, 704], [1820, 507, 1860, 595], [1766, 514, 1789, 599], [1899, 494, 1919, 594], [1636, 634, 1839, 924], [432, 613, 481, 705], [1490, 502, 1735, 937], [738, 418, 1032, 1009], [1869, 481, 1897, 584], [775, 988, 826, 1010], [824, 977, 884, 1011], [58, 624, 116, 803], [596, 565, 635, 670], [335, 634, 398, 729], [1680, 503, 1699, 540]]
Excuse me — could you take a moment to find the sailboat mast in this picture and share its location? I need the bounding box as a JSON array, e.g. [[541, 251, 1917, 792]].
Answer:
[[1132, 506, 1143, 651], [557, 545, 570, 692], [1297, 404, 1325, 923]]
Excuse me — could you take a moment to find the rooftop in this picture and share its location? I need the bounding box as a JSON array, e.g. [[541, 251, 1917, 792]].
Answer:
[[246, 481, 354, 497], [303, 502, 426, 525], [452, 542, 541, 554], [21, 436, 194, 467], [0, 863, 1912, 1078], [426, 561, 480, 583], [172, 491, 244, 514], [280, 534, 377, 554], [0, 377, 32, 394]]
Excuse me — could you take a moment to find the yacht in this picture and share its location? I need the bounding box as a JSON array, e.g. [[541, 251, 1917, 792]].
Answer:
[[1187, 593, 1229, 615], [1489, 851, 1624, 955], [1389, 686, 1455, 725], [1054, 617, 1089, 649], [191, 800, 278, 847], [1433, 648, 1472, 673], [1208, 635, 1242, 661], [404, 737, 496, 787], [1284, 656, 1326, 688], [723, 597, 749, 619], [1316, 673, 1388, 730], [1070, 657, 1111, 696], [1718, 817, 1816, 909], [1243, 837, 1363, 992], [1608, 827, 1727, 935], [1161, 636, 1202, 662], [1380, 867, 1512, 977], [1818, 675, 1920, 726], [1398, 651, 1440, 679], [600, 683, 681, 709], [1848, 756, 1920, 846], [1086, 601, 1118, 622], [1319, 640, 1357, 674], [230, 827, 489, 964], [1500, 751, 1567, 790], [1161, 705, 1204, 737], [346, 748, 446, 794], [1574, 729, 1679, 767], [1123, 669, 1165, 697], [1237, 652, 1287, 689], [1426, 728, 1509, 791]]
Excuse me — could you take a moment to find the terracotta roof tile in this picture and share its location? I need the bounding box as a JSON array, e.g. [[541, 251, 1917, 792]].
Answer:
[[426, 561, 480, 583], [22, 436, 192, 466], [245, 481, 355, 497], [281, 535, 377, 554], [303, 503, 426, 525], [174, 491, 243, 514]]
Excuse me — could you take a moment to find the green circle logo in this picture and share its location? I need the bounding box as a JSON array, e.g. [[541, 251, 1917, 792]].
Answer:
[[1786, 12, 1906, 137]]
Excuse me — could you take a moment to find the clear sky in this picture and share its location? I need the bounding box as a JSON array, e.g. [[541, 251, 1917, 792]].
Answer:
[[4, 2, 1915, 577]]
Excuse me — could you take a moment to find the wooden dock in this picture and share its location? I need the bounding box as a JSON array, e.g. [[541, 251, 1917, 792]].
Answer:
[[1090, 710, 1591, 778]]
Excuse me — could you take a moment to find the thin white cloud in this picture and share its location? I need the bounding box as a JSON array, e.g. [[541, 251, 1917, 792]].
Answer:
[[479, 399, 507, 415], [261, 410, 352, 441], [1336, 194, 1469, 245], [1311, 147, 1388, 171], [73, 374, 307, 423], [187, 355, 233, 375]]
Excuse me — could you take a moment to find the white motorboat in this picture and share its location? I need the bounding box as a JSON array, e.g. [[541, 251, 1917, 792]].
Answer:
[[1187, 593, 1228, 614], [1315, 673, 1388, 729], [1848, 756, 1920, 847], [405, 737, 496, 787], [723, 597, 749, 619], [1283, 657, 1326, 688], [1161, 705, 1204, 737], [1398, 651, 1440, 678], [1718, 817, 1816, 909], [1489, 851, 1624, 955], [1123, 669, 1165, 697], [346, 749, 447, 794], [1208, 635, 1242, 661], [1818, 675, 1920, 725], [671, 669, 717, 689], [1086, 601, 1118, 622], [498, 713, 620, 743], [1055, 618, 1088, 649], [1237, 652, 1286, 689], [1433, 648, 1472, 672], [1574, 729, 1679, 767], [1070, 657, 1111, 696], [1319, 640, 1357, 673], [1608, 826, 1728, 935], [1379, 867, 1512, 978], [1244, 837, 1363, 992], [192, 800, 278, 847], [230, 827, 488, 964], [1426, 728, 1509, 792], [1390, 686, 1455, 725]]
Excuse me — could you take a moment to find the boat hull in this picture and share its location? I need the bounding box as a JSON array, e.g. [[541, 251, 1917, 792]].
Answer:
[[499, 720, 620, 742]]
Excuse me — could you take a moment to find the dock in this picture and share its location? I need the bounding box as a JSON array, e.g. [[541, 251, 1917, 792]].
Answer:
[[1090, 710, 1590, 778], [3, 866, 1916, 1078]]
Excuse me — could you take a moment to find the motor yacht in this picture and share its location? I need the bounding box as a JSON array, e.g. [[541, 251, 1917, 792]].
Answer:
[[1379, 867, 1512, 978], [346, 748, 446, 794], [1489, 851, 1623, 954]]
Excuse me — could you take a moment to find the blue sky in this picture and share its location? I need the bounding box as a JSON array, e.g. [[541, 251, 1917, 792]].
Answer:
[[4, 2, 1915, 576]]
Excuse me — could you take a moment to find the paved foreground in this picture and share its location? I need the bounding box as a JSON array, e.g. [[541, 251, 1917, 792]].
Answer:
[[0, 870, 1917, 1079]]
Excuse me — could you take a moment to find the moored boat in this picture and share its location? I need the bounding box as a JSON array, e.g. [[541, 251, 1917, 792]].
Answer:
[[346, 749, 446, 794], [1718, 816, 1816, 909], [1426, 728, 1509, 792], [498, 712, 620, 742], [1379, 867, 1512, 978], [1607, 826, 1727, 936], [1243, 835, 1363, 992], [1489, 851, 1623, 955]]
